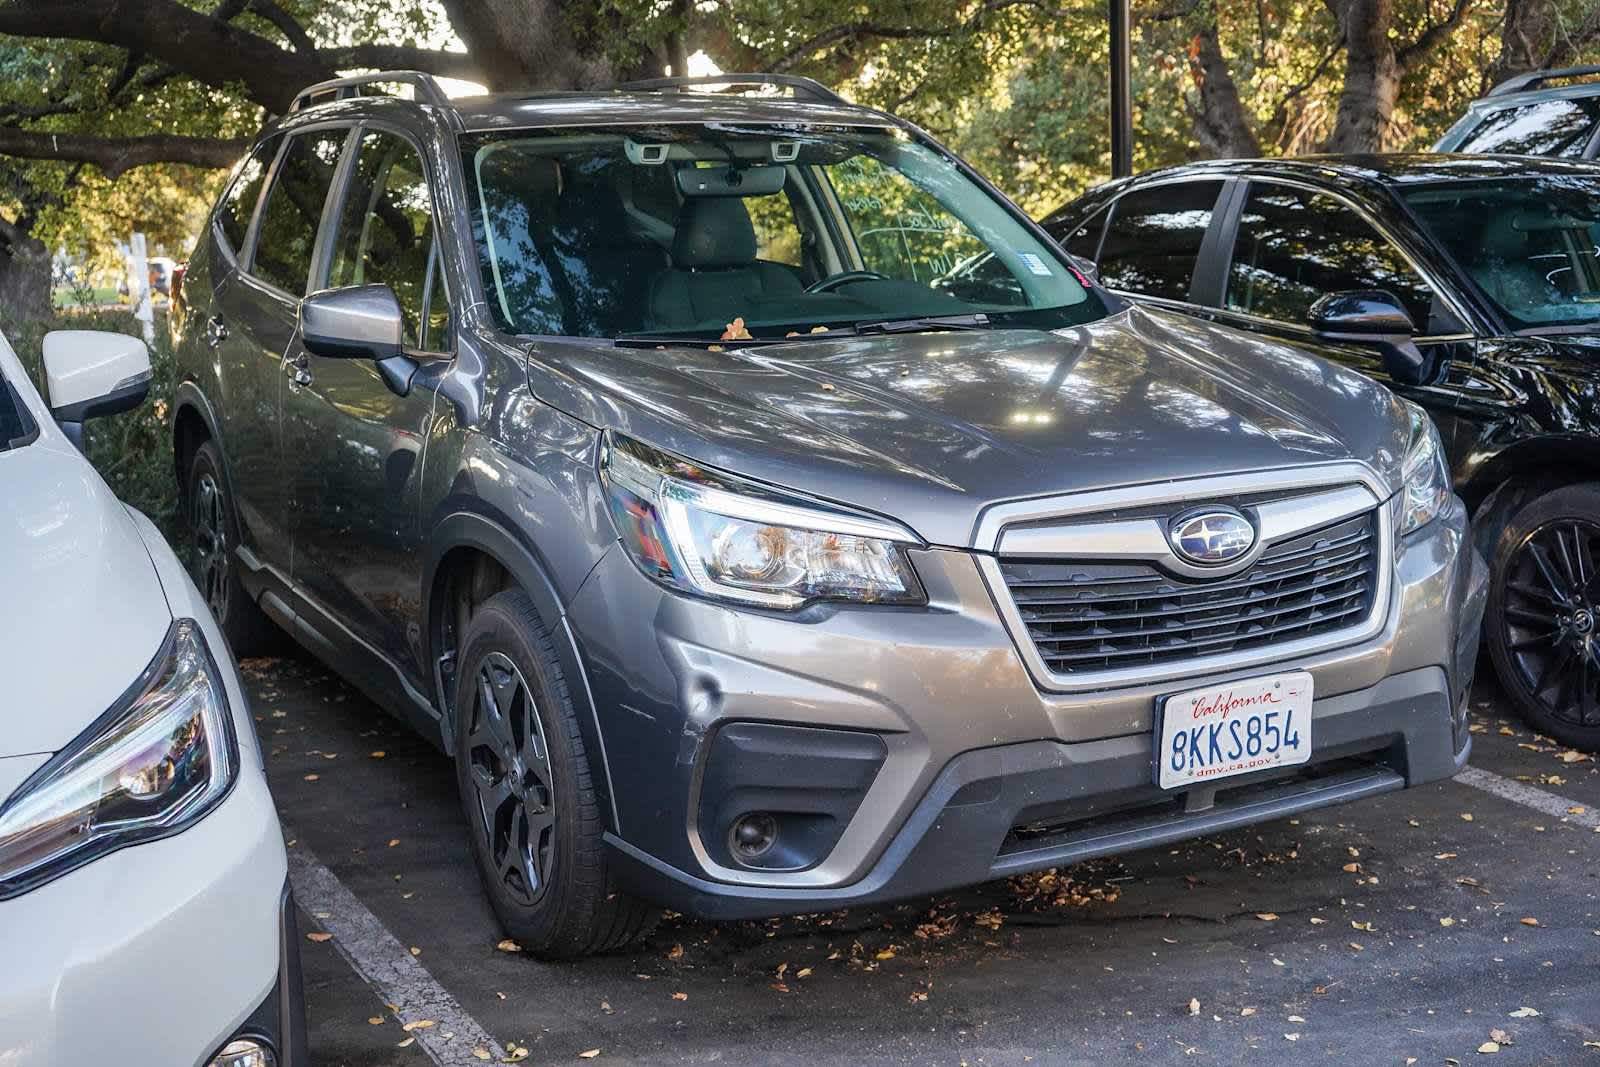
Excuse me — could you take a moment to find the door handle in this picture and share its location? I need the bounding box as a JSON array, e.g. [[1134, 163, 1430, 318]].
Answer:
[[205, 315, 228, 348], [286, 352, 312, 387]]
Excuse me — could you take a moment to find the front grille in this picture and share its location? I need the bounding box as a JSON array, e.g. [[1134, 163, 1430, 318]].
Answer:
[[999, 510, 1379, 675]]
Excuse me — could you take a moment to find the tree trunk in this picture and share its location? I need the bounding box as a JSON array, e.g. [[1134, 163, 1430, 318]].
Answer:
[[0, 223, 53, 323], [1188, 24, 1262, 158], [438, 0, 616, 90], [1492, 0, 1554, 83], [1322, 0, 1401, 153]]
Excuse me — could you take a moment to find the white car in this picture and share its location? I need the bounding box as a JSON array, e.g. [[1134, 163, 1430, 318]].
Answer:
[[0, 329, 304, 1065]]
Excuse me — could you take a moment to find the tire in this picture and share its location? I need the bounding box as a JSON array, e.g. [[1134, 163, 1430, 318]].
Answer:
[[1486, 482, 1600, 751], [453, 590, 658, 959], [185, 440, 276, 656]]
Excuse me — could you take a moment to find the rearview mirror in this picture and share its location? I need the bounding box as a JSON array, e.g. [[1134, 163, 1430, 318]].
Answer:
[[43, 330, 151, 449], [300, 284, 405, 362], [1307, 289, 1433, 386]]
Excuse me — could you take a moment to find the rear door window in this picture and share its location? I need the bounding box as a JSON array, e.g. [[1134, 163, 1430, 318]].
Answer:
[[1453, 98, 1600, 157], [215, 135, 280, 257], [251, 129, 348, 295], [1096, 182, 1223, 301], [1225, 182, 1435, 328]]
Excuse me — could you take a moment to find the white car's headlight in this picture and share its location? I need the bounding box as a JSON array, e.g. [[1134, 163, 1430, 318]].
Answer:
[[0, 619, 238, 898], [1396, 400, 1451, 535], [600, 433, 925, 609]]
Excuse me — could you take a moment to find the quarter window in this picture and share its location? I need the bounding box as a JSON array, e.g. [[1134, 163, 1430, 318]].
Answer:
[[215, 135, 280, 257], [1058, 206, 1109, 263], [251, 130, 347, 295], [1097, 182, 1223, 301], [1225, 183, 1435, 328], [327, 130, 439, 348]]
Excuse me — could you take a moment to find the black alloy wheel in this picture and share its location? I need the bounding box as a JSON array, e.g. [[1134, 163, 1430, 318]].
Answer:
[[463, 650, 557, 906], [1488, 484, 1600, 750]]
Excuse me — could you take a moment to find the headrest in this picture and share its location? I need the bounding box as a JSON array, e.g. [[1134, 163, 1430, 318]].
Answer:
[[671, 197, 757, 268]]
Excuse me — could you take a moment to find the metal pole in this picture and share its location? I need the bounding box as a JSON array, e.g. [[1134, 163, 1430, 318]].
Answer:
[[1109, 0, 1132, 178]]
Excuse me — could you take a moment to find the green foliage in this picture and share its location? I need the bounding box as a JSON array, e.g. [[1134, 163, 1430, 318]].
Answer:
[[6, 307, 178, 535]]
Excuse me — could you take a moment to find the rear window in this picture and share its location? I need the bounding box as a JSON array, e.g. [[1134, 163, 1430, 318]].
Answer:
[[251, 129, 347, 295], [1096, 182, 1223, 301], [1454, 97, 1600, 157]]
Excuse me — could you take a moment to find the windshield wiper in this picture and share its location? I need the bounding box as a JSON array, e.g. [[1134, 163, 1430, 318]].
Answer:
[[850, 313, 991, 335]]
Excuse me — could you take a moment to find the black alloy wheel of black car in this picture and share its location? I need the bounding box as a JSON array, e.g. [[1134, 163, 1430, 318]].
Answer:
[[452, 590, 658, 959], [1487, 483, 1600, 750], [185, 440, 275, 654]]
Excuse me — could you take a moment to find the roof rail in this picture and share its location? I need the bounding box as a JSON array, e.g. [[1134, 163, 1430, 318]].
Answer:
[[289, 70, 450, 113], [617, 74, 847, 107], [1487, 63, 1600, 97]]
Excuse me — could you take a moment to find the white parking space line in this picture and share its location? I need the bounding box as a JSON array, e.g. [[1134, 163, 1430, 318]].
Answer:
[[1455, 765, 1600, 831], [283, 826, 508, 1066]]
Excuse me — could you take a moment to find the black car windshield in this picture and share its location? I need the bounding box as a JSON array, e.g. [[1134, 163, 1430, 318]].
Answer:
[[461, 123, 1103, 340], [1403, 177, 1600, 331]]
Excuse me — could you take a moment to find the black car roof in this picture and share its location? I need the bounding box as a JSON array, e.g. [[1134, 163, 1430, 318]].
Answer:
[[1118, 151, 1600, 191]]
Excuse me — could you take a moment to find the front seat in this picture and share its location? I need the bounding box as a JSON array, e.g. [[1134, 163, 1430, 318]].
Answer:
[[648, 197, 806, 329]]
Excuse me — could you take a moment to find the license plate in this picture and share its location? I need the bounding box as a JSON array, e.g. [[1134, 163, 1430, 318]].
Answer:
[[1155, 671, 1313, 790]]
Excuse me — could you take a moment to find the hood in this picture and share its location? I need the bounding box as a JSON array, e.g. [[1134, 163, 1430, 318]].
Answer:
[[528, 306, 1410, 546], [0, 439, 171, 759]]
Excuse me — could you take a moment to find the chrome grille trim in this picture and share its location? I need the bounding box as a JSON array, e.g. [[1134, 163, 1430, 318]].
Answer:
[[974, 463, 1395, 693]]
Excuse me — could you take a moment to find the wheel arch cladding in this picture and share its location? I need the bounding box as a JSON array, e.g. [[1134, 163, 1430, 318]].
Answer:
[[422, 508, 620, 833], [1466, 435, 1600, 557]]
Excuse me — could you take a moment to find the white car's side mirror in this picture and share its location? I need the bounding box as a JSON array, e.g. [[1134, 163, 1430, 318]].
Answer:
[[42, 330, 152, 447]]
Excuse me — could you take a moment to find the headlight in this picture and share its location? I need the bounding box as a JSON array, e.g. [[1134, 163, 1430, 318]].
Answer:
[[0, 619, 238, 898], [600, 433, 925, 608], [1396, 400, 1451, 534]]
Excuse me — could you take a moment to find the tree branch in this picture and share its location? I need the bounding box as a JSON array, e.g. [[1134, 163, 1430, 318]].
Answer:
[[0, 127, 245, 177], [0, 0, 331, 110], [1396, 0, 1475, 71], [247, 0, 316, 56], [316, 44, 483, 82]]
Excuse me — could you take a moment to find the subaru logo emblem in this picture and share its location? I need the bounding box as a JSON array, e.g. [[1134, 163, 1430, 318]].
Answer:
[[1168, 507, 1257, 566]]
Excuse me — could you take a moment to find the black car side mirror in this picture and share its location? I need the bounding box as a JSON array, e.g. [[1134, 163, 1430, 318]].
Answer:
[[300, 284, 417, 396], [1307, 289, 1433, 386]]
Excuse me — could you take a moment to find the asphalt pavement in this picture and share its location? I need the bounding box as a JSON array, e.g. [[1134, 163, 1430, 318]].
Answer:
[[245, 652, 1600, 1066]]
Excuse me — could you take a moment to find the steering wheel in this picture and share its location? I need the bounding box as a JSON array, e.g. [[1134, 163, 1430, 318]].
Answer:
[[806, 270, 889, 294]]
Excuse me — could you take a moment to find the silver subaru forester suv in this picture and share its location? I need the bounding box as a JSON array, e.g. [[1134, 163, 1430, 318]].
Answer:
[[173, 71, 1487, 957]]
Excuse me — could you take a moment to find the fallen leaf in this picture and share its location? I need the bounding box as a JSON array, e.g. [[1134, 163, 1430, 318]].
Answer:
[[1440, 917, 1456, 927], [1508, 1007, 1540, 1018], [1519, 917, 1541, 927], [875, 949, 896, 961], [672, 992, 688, 1001], [796, 967, 812, 978], [371, 750, 386, 758], [306, 932, 332, 943], [1490, 1029, 1512, 1045], [397, 1037, 414, 1048], [497, 939, 522, 953], [578, 1050, 601, 1060], [368, 1017, 383, 1025], [388, 838, 400, 847], [1285, 1033, 1300, 1041], [1288, 1015, 1306, 1023], [1477, 1041, 1499, 1054], [1435, 852, 1457, 860], [1240, 1007, 1257, 1017], [474, 1051, 492, 1061], [410, 946, 422, 956], [1187, 998, 1201, 1016], [1342, 862, 1361, 873], [1462, 813, 1474, 822], [820, 382, 837, 392], [667, 944, 684, 960], [1256, 912, 1279, 921], [1309, 917, 1327, 925], [303, 774, 320, 782], [720, 316, 752, 341], [402, 1020, 436, 1032]]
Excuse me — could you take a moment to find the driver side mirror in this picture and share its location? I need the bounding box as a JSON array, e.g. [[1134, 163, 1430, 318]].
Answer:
[[1307, 289, 1433, 386], [43, 330, 151, 451], [300, 284, 418, 397]]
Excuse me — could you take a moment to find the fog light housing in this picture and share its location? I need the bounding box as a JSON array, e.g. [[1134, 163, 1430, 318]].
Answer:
[[209, 1039, 275, 1067], [730, 813, 778, 860]]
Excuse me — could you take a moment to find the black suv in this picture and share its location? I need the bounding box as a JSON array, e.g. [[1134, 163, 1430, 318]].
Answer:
[[174, 74, 1482, 957], [1045, 153, 1600, 748]]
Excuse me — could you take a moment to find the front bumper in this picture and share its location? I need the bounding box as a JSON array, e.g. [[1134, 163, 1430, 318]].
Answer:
[[572, 493, 1486, 919], [0, 765, 305, 1066]]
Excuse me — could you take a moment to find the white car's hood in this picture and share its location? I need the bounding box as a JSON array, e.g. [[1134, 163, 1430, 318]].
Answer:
[[0, 440, 171, 758]]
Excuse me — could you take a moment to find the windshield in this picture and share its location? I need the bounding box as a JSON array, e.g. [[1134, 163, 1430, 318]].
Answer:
[[1404, 177, 1600, 331], [462, 123, 1102, 340]]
